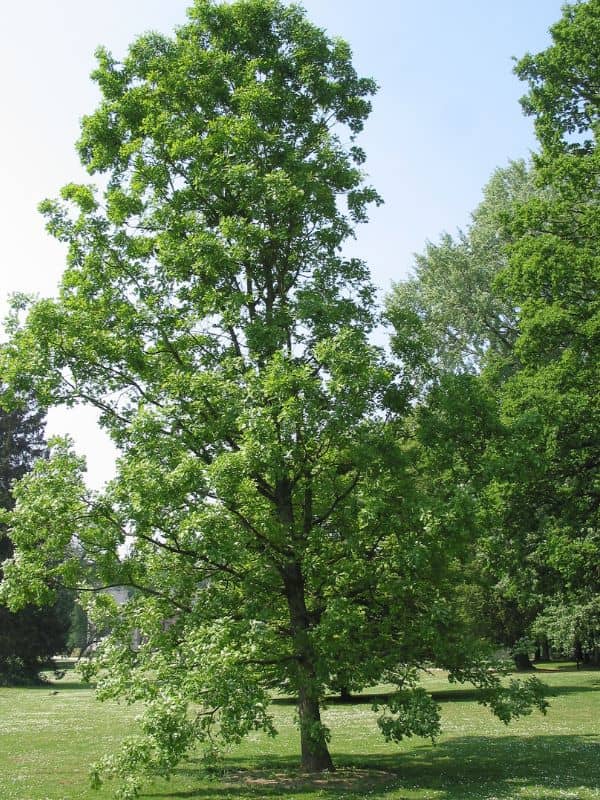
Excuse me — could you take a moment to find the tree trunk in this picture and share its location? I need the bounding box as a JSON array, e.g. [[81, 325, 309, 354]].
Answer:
[[574, 639, 583, 669], [282, 554, 334, 772], [513, 651, 533, 671], [541, 639, 551, 662], [298, 681, 334, 771], [339, 686, 352, 702]]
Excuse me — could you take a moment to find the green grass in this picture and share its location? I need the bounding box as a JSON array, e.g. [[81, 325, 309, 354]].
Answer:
[[1, 665, 599, 800]]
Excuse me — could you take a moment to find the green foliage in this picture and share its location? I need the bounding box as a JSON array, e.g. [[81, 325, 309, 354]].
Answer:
[[531, 598, 600, 661], [375, 688, 442, 743], [386, 160, 537, 381], [480, 676, 548, 724], [387, 1, 600, 670], [515, 0, 600, 155], [67, 599, 89, 653], [499, 0, 600, 601], [0, 396, 71, 685]]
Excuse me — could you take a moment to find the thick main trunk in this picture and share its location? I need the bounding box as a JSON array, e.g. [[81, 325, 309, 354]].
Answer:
[[298, 681, 334, 771], [282, 555, 334, 772]]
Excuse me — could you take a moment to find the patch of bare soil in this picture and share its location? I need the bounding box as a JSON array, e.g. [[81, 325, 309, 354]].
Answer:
[[223, 766, 396, 792]]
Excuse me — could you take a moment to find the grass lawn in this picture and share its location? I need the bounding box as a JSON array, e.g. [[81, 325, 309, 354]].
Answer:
[[0, 664, 598, 800]]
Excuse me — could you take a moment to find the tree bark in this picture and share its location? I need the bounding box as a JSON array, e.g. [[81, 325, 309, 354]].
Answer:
[[276, 476, 333, 772], [574, 639, 583, 669], [282, 557, 334, 772], [541, 639, 551, 662], [513, 651, 533, 671], [298, 681, 334, 771], [339, 686, 352, 702]]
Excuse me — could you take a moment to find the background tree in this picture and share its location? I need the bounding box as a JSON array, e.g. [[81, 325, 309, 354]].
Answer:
[[530, 598, 600, 665], [386, 159, 537, 384], [503, 0, 600, 658], [66, 599, 89, 654], [386, 163, 548, 667], [388, 0, 600, 669], [0, 1, 546, 796], [0, 395, 71, 684]]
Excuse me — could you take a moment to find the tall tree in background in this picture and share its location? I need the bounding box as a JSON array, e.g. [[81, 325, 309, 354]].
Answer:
[[0, 1, 546, 795], [0, 396, 70, 684], [386, 159, 536, 383], [504, 0, 600, 650], [387, 0, 600, 665], [386, 162, 547, 664]]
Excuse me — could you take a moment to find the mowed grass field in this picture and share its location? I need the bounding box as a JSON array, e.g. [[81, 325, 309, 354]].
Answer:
[[0, 665, 598, 800]]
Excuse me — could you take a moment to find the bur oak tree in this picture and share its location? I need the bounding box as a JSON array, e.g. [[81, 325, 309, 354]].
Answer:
[[0, 1, 547, 796]]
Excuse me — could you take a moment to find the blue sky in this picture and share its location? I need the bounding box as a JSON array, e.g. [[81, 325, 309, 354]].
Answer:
[[0, 0, 564, 485]]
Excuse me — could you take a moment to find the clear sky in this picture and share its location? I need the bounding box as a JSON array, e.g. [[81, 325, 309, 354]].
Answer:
[[0, 0, 564, 487]]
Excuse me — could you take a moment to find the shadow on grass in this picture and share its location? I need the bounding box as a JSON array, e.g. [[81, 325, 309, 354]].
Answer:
[[534, 662, 600, 673], [3, 678, 94, 691], [51, 680, 95, 690], [26, 677, 95, 691], [269, 678, 600, 707], [144, 733, 600, 799], [426, 681, 600, 703], [27, 659, 95, 691]]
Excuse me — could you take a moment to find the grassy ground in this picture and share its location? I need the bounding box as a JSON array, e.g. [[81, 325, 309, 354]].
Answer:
[[0, 664, 598, 800]]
